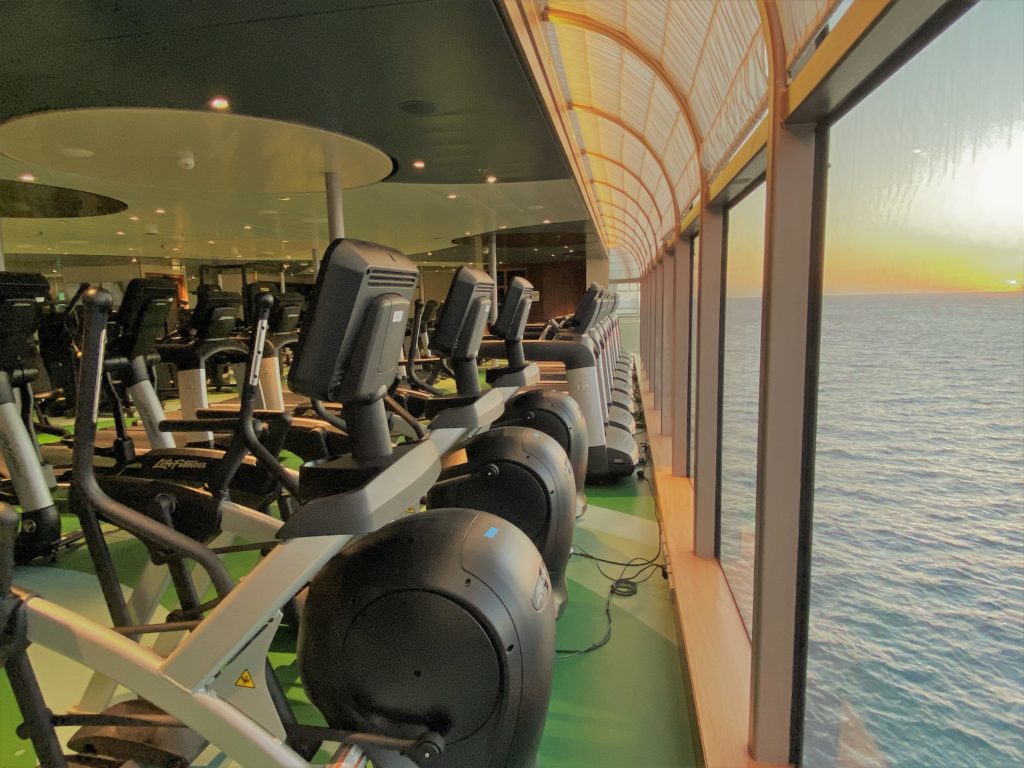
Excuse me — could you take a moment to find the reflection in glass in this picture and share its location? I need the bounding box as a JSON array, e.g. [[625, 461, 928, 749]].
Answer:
[[719, 184, 766, 634], [614, 281, 640, 353], [804, 3, 1024, 766]]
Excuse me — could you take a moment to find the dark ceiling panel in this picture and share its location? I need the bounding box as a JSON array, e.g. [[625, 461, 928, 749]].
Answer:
[[0, 0, 572, 185]]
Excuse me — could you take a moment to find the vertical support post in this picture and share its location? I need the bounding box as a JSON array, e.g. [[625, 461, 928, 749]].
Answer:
[[311, 247, 320, 278], [0, 218, 6, 271], [639, 272, 646, 369], [749, 126, 828, 768], [693, 199, 726, 558], [672, 236, 694, 475], [652, 260, 664, 412], [660, 247, 675, 435], [489, 232, 499, 323], [638, 274, 647, 372], [280, 268, 287, 293], [325, 171, 345, 241]]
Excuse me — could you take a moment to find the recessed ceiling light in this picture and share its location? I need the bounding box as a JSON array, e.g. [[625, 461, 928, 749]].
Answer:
[[236, 254, 242, 258], [209, 96, 230, 111], [464, 231, 471, 236], [155, 208, 166, 214], [533, 248, 539, 252], [128, 247, 135, 251], [208, 240, 215, 244], [243, 225, 252, 230], [542, 219, 551, 224], [52, 268, 57, 273], [564, 245, 569, 249], [412, 160, 426, 169], [446, 193, 458, 200], [485, 175, 498, 184], [281, 240, 289, 244], [18, 173, 36, 182], [498, 225, 507, 229], [115, 230, 126, 236], [129, 215, 139, 221], [427, 251, 433, 256], [278, 197, 291, 202], [173, 247, 180, 252], [131, 257, 138, 262]]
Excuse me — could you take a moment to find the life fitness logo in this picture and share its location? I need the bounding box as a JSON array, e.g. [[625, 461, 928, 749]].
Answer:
[[152, 458, 208, 471]]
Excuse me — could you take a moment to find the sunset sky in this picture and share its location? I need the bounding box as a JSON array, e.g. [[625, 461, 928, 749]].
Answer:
[[726, 0, 1023, 298]]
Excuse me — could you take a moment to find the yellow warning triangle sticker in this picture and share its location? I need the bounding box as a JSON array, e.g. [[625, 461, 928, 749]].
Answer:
[[234, 669, 256, 689]]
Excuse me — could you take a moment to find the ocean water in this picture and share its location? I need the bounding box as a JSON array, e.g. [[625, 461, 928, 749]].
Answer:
[[719, 292, 1024, 767]]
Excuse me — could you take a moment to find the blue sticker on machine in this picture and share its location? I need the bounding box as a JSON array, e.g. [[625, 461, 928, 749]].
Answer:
[[484, 526, 499, 539]]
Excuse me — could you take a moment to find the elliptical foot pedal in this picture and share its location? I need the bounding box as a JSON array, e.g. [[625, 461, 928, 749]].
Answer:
[[68, 699, 207, 768]]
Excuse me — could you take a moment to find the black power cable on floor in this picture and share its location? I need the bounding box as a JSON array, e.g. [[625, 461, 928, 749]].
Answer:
[[555, 492, 667, 659]]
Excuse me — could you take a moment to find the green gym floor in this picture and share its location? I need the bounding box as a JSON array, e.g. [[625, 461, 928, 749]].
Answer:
[[1, 417, 703, 767]]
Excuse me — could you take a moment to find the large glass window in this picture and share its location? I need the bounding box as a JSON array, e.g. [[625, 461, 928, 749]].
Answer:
[[804, 3, 1024, 766], [612, 280, 640, 353], [719, 183, 766, 634]]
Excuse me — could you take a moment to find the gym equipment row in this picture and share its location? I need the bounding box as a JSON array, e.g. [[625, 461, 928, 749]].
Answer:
[[0, 237, 641, 767]]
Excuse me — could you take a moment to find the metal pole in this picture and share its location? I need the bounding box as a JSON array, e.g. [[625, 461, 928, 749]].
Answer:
[[280, 267, 286, 292], [325, 171, 345, 241], [488, 232, 498, 323], [0, 218, 6, 271], [311, 247, 320, 278]]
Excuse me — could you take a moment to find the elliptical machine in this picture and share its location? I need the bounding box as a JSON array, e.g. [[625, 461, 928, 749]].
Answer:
[[399, 268, 576, 617], [1, 238, 555, 768], [0, 273, 63, 562]]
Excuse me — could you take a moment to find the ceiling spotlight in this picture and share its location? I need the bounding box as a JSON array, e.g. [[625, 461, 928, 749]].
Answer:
[[208, 240, 215, 244], [278, 197, 291, 202], [131, 257, 138, 262], [485, 175, 498, 184], [129, 215, 139, 221], [533, 248, 539, 252], [209, 96, 230, 111], [281, 240, 289, 244], [127, 247, 135, 251], [412, 160, 426, 169], [498, 225, 507, 229], [18, 173, 36, 182], [427, 251, 433, 256], [542, 219, 551, 224], [464, 231, 471, 236], [52, 268, 58, 273], [446, 193, 458, 200], [172, 247, 180, 252], [115, 230, 126, 236], [155, 208, 166, 214], [243, 224, 252, 230]]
